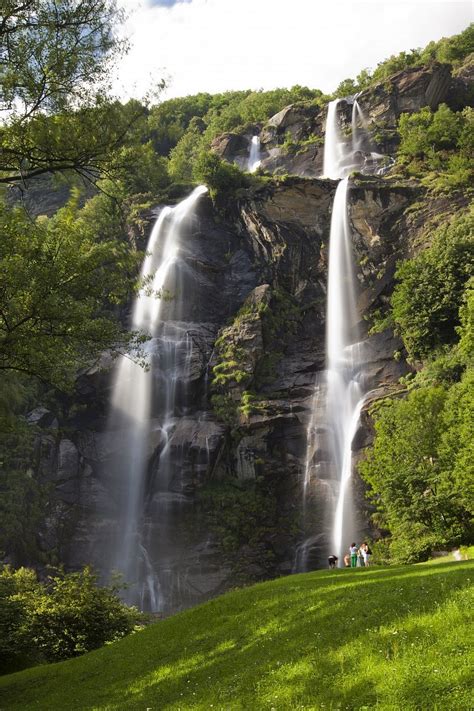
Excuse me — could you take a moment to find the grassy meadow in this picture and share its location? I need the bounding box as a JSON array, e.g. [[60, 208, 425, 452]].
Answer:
[[0, 559, 472, 710]]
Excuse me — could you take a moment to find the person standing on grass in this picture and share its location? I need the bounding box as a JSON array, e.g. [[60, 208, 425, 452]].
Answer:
[[361, 542, 372, 567], [349, 542, 359, 568]]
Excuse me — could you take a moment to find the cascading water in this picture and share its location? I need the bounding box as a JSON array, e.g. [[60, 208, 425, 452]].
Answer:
[[297, 99, 377, 569], [248, 135, 261, 173], [104, 185, 208, 610], [325, 178, 366, 560]]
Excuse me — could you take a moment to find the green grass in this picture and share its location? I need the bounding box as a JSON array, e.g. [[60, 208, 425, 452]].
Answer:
[[0, 561, 473, 710]]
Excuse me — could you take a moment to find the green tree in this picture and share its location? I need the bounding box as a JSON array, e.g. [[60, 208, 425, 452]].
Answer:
[[391, 207, 474, 361], [0, 565, 143, 672], [193, 150, 249, 201], [0, 195, 145, 389], [0, 1, 150, 186], [360, 386, 472, 563]]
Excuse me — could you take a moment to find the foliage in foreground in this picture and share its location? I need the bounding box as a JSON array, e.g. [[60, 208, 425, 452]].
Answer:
[[360, 377, 473, 563], [361, 249, 473, 563], [0, 195, 145, 389], [0, 561, 471, 710], [0, 565, 143, 674]]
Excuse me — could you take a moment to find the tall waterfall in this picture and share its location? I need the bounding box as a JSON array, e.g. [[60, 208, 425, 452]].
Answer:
[[325, 178, 366, 559], [105, 185, 207, 610], [248, 135, 261, 172], [298, 99, 375, 569]]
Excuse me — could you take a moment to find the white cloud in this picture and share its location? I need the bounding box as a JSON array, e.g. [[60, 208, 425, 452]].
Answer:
[[114, 0, 473, 101]]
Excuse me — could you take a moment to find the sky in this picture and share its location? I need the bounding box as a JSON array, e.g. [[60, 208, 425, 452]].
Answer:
[[114, 0, 473, 102]]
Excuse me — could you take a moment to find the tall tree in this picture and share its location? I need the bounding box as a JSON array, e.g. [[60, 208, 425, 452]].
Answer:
[[0, 0, 145, 185]]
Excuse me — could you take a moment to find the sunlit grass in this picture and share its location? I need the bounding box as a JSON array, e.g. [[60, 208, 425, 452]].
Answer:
[[0, 560, 472, 710]]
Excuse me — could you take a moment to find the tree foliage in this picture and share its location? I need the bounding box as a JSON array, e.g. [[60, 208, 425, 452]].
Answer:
[[361, 278, 474, 563], [0, 0, 148, 186], [360, 382, 473, 563], [0, 195, 145, 389], [0, 565, 143, 673], [396, 104, 473, 189], [391, 207, 474, 362]]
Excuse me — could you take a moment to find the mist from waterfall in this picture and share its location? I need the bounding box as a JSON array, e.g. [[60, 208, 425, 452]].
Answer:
[[297, 98, 374, 569], [104, 185, 207, 611], [248, 135, 261, 173]]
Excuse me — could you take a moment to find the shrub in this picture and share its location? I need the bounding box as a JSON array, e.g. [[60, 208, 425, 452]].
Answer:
[[193, 151, 249, 200], [0, 566, 144, 673], [391, 207, 474, 361]]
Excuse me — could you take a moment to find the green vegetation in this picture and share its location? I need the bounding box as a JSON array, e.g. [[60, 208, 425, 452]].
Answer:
[[361, 207, 473, 564], [391, 206, 474, 362], [0, 565, 143, 675], [0, 196, 145, 389], [164, 86, 322, 181], [0, 0, 139, 186], [0, 561, 472, 709], [335, 23, 474, 97], [360, 381, 473, 564], [396, 104, 474, 190], [192, 151, 251, 201]]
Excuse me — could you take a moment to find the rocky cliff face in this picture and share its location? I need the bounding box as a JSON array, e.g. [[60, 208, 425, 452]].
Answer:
[[25, 173, 420, 610]]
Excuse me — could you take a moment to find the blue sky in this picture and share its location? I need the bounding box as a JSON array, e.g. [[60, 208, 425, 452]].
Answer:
[[146, 0, 191, 7], [116, 0, 472, 101]]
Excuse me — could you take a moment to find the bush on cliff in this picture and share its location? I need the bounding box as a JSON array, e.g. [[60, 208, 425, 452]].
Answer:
[[0, 565, 143, 674], [391, 206, 474, 362], [193, 151, 250, 200], [396, 104, 473, 189]]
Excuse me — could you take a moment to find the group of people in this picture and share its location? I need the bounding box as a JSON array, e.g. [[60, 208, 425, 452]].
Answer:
[[327, 542, 372, 569]]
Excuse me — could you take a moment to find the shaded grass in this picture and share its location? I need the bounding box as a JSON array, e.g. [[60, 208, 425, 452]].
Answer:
[[0, 561, 472, 710]]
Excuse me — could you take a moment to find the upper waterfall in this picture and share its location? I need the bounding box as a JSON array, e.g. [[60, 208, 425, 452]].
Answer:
[[248, 135, 261, 173]]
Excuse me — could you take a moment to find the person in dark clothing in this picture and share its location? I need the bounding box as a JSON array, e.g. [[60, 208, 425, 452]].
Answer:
[[328, 554, 338, 569]]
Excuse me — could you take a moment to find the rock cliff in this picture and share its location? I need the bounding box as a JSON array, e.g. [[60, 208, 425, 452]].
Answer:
[[25, 173, 421, 610]]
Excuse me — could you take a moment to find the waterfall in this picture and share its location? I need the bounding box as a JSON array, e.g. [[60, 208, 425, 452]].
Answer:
[[323, 99, 344, 179], [298, 99, 376, 570], [325, 178, 366, 559], [248, 135, 261, 173], [105, 185, 207, 610]]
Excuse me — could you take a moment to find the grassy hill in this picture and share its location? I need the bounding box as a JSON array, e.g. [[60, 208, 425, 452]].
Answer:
[[0, 560, 472, 710]]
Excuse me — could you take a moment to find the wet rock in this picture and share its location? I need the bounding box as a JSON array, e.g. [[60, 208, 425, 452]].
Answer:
[[26, 407, 58, 429]]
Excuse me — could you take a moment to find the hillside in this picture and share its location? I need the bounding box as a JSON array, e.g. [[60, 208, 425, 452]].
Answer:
[[0, 560, 472, 710]]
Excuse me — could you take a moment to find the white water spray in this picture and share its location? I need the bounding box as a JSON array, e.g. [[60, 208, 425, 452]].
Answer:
[[323, 100, 344, 179]]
